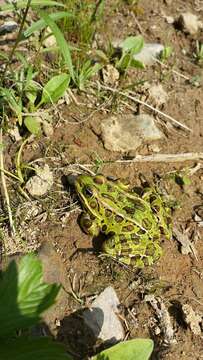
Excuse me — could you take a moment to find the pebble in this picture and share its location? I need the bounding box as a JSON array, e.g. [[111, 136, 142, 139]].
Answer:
[[101, 114, 163, 152], [133, 43, 164, 66], [25, 164, 54, 197], [177, 12, 203, 35], [0, 21, 17, 36], [83, 286, 124, 343]]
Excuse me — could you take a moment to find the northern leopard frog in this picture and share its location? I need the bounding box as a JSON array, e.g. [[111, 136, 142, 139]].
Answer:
[[75, 174, 172, 267]]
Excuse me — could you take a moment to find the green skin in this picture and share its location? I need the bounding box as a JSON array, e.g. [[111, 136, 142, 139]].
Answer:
[[75, 174, 172, 267]]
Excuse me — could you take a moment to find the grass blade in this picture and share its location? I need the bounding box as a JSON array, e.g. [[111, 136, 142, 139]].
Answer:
[[39, 11, 75, 82], [24, 11, 73, 38]]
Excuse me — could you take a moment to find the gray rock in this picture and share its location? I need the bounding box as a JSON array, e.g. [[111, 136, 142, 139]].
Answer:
[[149, 84, 168, 106], [177, 13, 203, 35], [0, 21, 17, 36], [101, 114, 163, 152], [25, 164, 53, 197], [83, 286, 124, 343], [133, 43, 164, 66]]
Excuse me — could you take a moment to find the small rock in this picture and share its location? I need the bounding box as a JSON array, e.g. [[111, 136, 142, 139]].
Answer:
[[102, 64, 119, 86], [133, 43, 164, 66], [42, 120, 54, 137], [149, 84, 168, 107], [165, 16, 174, 25], [177, 13, 203, 35], [83, 286, 124, 343], [182, 304, 202, 335], [0, 21, 17, 35], [101, 114, 163, 152], [25, 164, 53, 197]]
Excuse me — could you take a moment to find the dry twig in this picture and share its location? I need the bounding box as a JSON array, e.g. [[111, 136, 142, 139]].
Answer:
[[0, 129, 15, 235]]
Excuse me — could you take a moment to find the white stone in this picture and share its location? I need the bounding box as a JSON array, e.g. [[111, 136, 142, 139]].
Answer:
[[25, 164, 53, 197], [101, 114, 163, 152], [133, 43, 164, 66], [177, 13, 203, 35], [149, 84, 168, 106], [83, 286, 124, 343]]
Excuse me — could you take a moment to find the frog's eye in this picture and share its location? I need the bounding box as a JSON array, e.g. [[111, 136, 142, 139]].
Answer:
[[83, 186, 93, 197]]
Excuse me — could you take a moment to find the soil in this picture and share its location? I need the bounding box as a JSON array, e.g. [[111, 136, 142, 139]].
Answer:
[[1, 0, 203, 359]]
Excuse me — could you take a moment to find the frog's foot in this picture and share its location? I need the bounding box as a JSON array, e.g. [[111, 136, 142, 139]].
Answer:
[[79, 212, 100, 236]]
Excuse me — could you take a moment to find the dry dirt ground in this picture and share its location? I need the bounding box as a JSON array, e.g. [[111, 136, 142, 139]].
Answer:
[[1, 0, 203, 359]]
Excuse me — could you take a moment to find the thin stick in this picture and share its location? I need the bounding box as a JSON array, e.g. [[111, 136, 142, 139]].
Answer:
[[115, 153, 203, 164], [0, 130, 16, 235], [96, 83, 191, 132], [69, 152, 203, 169]]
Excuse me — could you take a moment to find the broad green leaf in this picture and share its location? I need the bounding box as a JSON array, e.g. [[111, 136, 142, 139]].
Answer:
[[0, 337, 72, 360], [0, 88, 22, 125], [24, 12, 73, 38], [0, 1, 65, 12], [120, 36, 144, 55], [0, 254, 60, 336], [39, 11, 75, 82], [40, 73, 70, 105], [130, 58, 145, 69], [24, 116, 41, 135], [92, 339, 154, 360]]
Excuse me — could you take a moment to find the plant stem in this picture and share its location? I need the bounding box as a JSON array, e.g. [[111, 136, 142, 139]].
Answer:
[[1, 0, 32, 83]]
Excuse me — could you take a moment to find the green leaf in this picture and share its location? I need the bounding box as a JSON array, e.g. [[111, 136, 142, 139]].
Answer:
[[0, 254, 60, 337], [24, 116, 41, 135], [0, 337, 72, 360], [24, 12, 73, 38], [0, 88, 22, 125], [0, 1, 65, 12], [130, 58, 145, 69], [120, 36, 144, 55], [40, 73, 70, 105], [39, 11, 75, 82], [92, 339, 154, 360]]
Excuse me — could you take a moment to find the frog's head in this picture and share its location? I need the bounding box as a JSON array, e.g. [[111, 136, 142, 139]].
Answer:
[[75, 174, 107, 216]]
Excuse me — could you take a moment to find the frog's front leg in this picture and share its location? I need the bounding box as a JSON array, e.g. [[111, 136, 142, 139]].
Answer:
[[79, 212, 101, 236]]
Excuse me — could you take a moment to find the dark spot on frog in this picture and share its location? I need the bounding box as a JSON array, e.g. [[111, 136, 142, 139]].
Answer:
[[137, 228, 146, 235], [102, 193, 115, 202], [101, 224, 107, 232], [123, 206, 135, 214], [122, 224, 134, 232], [115, 215, 123, 223], [105, 209, 112, 217]]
